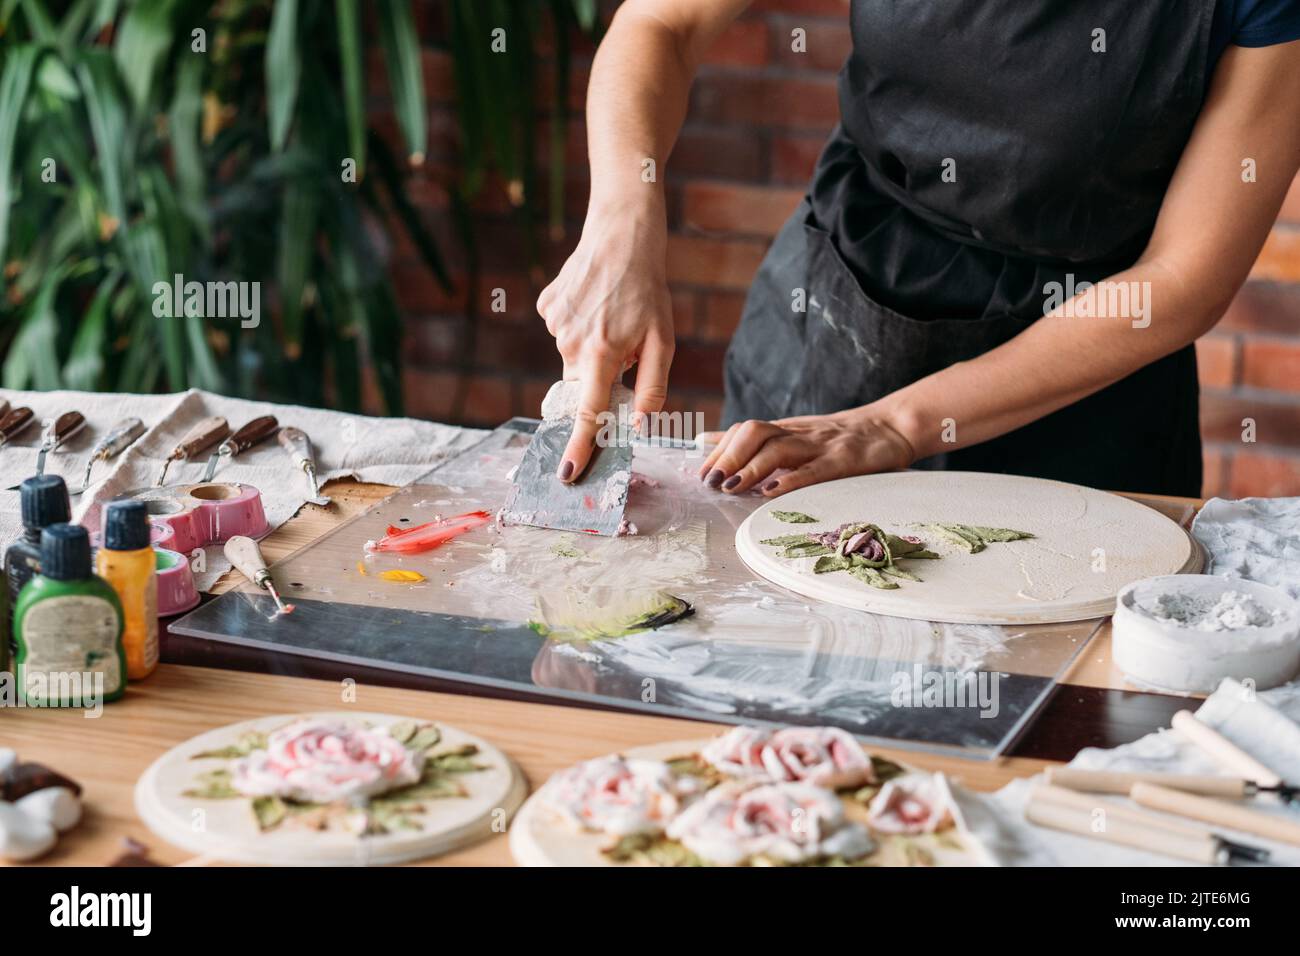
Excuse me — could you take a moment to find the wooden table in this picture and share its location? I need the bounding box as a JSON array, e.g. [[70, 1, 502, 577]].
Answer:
[[5, 479, 1202, 866]]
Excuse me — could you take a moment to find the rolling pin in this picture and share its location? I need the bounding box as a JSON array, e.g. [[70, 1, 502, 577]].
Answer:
[[1131, 782, 1300, 848], [1171, 710, 1281, 787], [201, 415, 279, 481], [156, 416, 231, 485], [1046, 767, 1276, 800], [1024, 788, 1226, 865]]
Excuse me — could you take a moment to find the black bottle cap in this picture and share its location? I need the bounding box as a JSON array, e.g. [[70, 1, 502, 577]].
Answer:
[[103, 500, 151, 551], [40, 524, 91, 582], [20, 475, 70, 530]]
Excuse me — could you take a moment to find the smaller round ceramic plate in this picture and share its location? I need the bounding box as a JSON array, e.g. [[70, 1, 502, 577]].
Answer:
[[136, 711, 525, 866], [509, 739, 994, 867]]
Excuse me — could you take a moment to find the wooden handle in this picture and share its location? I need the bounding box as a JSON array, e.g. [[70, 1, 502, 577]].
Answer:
[[0, 399, 9, 419], [44, 410, 86, 448], [0, 406, 35, 440], [1032, 783, 1210, 838], [1046, 768, 1250, 799], [99, 417, 147, 458], [277, 426, 314, 466], [223, 535, 269, 585], [222, 415, 279, 456], [1131, 782, 1300, 848], [173, 416, 231, 459], [1025, 789, 1222, 864], [1171, 711, 1281, 787]]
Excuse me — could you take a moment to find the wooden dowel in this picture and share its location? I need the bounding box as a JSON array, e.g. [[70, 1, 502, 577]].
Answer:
[[1046, 768, 1249, 799], [1171, 711, 1281, 787], [1130, 783, 1300, 848], [1025, 788, 1223, 865]]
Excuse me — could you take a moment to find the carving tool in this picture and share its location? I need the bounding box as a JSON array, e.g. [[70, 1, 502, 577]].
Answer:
[[277, 426, 330, 506], [0, 406, 37, 450], [0, 399, 8, 419], [155, 416, 230, 486], [69, 417, 147, 495], [1045, 767, 1299, 805], [501, 380, 633, 537], [20, 411, 86, 479], [1025, 784, 1269, 865], [1130, 782, 1300, 848], [224, 535, 294, 617], [201, 415, 279, 482]]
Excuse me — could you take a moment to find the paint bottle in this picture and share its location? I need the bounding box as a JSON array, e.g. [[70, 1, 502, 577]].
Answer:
[[14, 524, 126, 707], [3, 475, 70, 660], [95, 500, 159, 681]]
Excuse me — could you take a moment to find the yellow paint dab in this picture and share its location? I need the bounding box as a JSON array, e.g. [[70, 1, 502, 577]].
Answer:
[[356, 561, 367, 576], [379, 569, 426, 584]]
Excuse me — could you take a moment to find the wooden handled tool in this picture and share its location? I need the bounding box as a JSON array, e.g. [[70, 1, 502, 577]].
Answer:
[[202, 415, 279, 482], [155, 416, 231, 486], [0, 406, 36, 448], [1171, 710, 1281, 787], [278, 426, 329, 506], [1046, 768, 1263, 800], [1130, 782, 1300, 848], [0, 399, 8, 419], [1025, 789, 1227, 865], [71, 417, 147, 495], [224, 535, 294, 617], [35, 411, 86, 475]]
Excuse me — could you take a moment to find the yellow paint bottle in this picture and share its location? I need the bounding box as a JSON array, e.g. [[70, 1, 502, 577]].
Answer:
[[96, 500, 158, 680]]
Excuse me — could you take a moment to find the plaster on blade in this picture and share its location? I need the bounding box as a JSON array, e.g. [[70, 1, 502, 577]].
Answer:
[[500, 417, 632, 536]]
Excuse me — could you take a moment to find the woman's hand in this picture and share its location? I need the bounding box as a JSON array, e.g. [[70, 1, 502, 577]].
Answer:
[[696, 408, 917, 496], [536, 200, 675, 481]]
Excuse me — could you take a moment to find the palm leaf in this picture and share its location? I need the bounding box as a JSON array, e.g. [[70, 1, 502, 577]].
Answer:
[[376, 0, 426, 164], [0, 44, 42, 284], [334, 0, 364, 176], [265, 0, 301, 151]]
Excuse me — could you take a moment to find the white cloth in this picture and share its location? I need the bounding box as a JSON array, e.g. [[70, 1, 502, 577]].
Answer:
[[0, 388, 484, 588], [958, 677, 1300, 866]]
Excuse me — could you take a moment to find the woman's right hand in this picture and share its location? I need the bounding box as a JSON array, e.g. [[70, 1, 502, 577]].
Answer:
[[536, 198, 676, 482]]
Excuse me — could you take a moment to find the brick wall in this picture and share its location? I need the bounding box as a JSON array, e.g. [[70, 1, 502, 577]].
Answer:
[[387, 0, 1300, 499]]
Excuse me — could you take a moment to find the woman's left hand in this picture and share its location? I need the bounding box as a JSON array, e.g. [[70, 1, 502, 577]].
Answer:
[[696, 408, 916, 497]]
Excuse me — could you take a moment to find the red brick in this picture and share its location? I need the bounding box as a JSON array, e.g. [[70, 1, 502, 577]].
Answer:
[[403, 368, 459, 422], [670, 126, 764, 181], [458, 374, 517, 427], [1201, 445, 1230, 498], [1228, 450, 1300, 498], [771, 133, 825, 185], [665, 235, 767, 289], [1200, 390, 1300, 447], [1194, 335, 1236, 389], [1242, 337, 1300, 393], [392, 262, 465, 315], [689, 73, 840, 131], [1219, 281, 1300, 335], [473, 322, 562, 376], [404, 316, 461, 366], [702, 291, 747, 342], [1249, 226, 1300, 282], [667, 342, 727, 390], [770, 17, 852, 72], [1280, 172, 1300, 225], [703, 19, 770, 67], [683, 182, 803, 237], [670, 288, 699, 337]]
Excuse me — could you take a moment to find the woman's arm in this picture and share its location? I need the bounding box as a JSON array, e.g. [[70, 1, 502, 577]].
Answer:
[[702, 40, 1300, 495], [538, 0, 753, 481]]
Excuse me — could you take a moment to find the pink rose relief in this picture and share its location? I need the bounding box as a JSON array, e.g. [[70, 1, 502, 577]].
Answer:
[[866, 773, 956, 834], [233, 719, 424, 804], [701, 725, 875, 789], [540, 754, 703, 837]]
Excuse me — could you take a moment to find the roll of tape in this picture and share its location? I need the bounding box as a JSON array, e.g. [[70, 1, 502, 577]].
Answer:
[[1112, 574, 1300, 693]]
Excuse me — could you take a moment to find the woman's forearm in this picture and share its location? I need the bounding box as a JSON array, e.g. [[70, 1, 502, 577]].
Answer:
[[873, 262, 1220, 460], [585, 1, 750, 218]]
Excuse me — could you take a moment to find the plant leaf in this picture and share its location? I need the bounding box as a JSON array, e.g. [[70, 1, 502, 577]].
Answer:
[[376, 0, 425, 164], [0, 44, 42, 282], [265, 0, 301, 151], [333, 0, 364, 176]]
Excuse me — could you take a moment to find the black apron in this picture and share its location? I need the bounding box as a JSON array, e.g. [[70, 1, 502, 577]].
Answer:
[[722, 0, 1213, 496]]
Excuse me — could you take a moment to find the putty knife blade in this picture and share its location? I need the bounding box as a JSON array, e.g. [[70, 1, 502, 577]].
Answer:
[[501, 418, 632, 536]]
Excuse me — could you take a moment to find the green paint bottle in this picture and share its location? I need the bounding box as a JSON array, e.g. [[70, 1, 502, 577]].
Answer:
[[14, 523, 126, 708]]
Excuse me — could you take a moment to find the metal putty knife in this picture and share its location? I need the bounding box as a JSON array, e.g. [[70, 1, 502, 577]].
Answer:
[[501, 416, 633, 537]]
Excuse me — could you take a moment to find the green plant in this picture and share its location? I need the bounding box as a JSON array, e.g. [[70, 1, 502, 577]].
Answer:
[[0, 0, 599, 414]]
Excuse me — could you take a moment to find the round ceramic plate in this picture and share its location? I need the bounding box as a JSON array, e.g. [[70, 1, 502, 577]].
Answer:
[[735, 471, 1200, 625], [136, 711, 526, 866], [509, 739, 994, 867]]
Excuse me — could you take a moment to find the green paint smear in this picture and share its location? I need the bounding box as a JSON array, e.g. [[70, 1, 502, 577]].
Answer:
[[770, 510, 819, 524], [528, 592, 694, 641]]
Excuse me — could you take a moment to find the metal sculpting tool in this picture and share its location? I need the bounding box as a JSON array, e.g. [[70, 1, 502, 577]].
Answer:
[[201, 415, 279, 482], [13, 411, 86, 481], [224, 535, 294, 617], [0, 406, 37, 451], [69, 417, 148, 495], [277, 426, 330, 506], [155, 416, 231, 486]]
